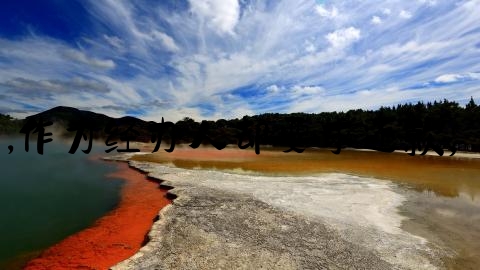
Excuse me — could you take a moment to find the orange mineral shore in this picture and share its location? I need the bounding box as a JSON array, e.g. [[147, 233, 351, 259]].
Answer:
[[25, 162, 171, 270]]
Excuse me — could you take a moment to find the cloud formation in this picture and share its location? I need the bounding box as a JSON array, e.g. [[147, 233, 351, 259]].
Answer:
[[325, 27, 361, 48], [371, 16, 382, 25], [434, 73, 480, 84], [188, 0, 240, 34], [63, 50, 115, 69], [0, 0, 479, 121], [2, 77, 110, 96]]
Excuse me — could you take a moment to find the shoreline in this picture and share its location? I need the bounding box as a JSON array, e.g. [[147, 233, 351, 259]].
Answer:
[[23, 147, 480, 269], [112, 160, 447, 269], [114, 148, 480, 269], [24, 160, 171, 270]]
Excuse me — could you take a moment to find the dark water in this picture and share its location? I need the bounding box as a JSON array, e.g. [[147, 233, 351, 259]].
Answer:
[[0, 137, 124, 268]]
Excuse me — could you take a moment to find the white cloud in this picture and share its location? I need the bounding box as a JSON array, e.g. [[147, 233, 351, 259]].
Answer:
[[434, 72, 480, 83], [4, 77, 110, 94], [315, 5, 339, 18], [188, 0, 240, 34], [434, 73, 464, 83], [305, 40, 316, 53], [462, 0, 480, 9], [103, 35, 124, 50], [91, 75, 143, 104], [63, 50, 115, 69], [152, 31, 180, 52], [371, 16, 382, 25], [418, 0, 437, 6], [368, 64, 395, 74], [325, 27, 361, 48], [266, 84, 280, 94], [399, 10, 412, 19], [87, 1, 181, 56], [2, 0, 480, 120], [291, 85, 324, 95], [469, 72, 480, 80]]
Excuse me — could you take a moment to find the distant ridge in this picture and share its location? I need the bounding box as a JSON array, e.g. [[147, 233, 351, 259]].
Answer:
[[2, 99, 479, 152], [26, 106, 153, 142]]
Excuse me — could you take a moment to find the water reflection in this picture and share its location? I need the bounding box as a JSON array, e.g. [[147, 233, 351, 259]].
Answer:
[[131, 147, 480, 200], [131, 146, 480, 269]]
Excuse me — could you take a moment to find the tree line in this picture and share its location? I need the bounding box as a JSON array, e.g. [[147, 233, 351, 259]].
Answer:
[[173, 98, 480, 153], [0, 98, 479, 153]]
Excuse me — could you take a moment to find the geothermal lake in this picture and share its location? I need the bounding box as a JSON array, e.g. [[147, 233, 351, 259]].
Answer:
[[1, 140, 480, 269], [129, 145, 480, 269], [0, 137, 123, 268]]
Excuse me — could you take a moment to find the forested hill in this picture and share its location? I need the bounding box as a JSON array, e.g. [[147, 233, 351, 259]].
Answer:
[[238, 98, 480, 152], [0, 98, 479, 152], [0, 114, 23, 134]]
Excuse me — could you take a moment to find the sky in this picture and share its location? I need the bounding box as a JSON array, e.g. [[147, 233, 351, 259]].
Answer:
[[0, 0, 479, 121]]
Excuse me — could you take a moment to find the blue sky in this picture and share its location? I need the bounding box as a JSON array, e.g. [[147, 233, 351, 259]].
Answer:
[[0, 0, 479, 121]]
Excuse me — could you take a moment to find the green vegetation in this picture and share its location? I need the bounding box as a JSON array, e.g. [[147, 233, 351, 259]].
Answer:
[[174, 98, 480, 152], [0, 114, 23, 134], [1, 98, 479, 152]]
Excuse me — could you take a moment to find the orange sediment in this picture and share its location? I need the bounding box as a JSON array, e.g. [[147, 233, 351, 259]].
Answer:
[[24, 162, 171, 270]]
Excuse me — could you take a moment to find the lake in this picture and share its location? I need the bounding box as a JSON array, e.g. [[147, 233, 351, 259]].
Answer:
[[0, 137, 124, 269], [2, 140, 479, 269], [130, 145, 480, 269]]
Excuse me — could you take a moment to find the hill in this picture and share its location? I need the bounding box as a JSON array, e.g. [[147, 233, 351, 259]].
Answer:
[[1, 98, 479, 153]]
